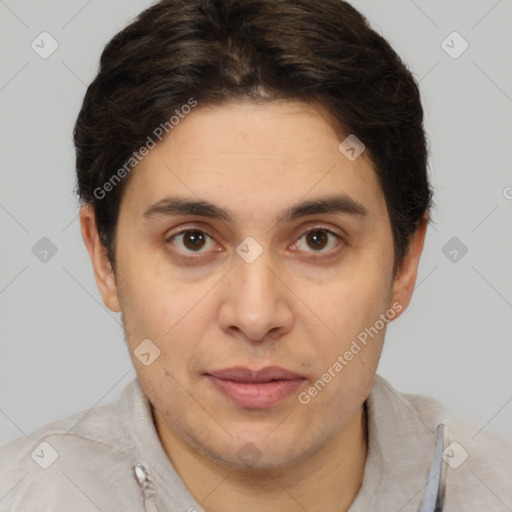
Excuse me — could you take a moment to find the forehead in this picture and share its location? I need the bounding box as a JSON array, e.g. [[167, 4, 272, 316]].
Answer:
[[120, 99, 387, 224]]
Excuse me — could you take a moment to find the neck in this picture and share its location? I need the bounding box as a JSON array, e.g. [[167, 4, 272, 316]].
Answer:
[[154, 404, 368, 512]]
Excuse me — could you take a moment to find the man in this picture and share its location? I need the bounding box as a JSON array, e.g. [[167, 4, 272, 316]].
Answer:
[[1, 0, 510, 510]]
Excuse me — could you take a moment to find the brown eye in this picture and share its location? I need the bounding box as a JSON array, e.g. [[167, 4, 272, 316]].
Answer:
[[182, 231, 206, 251], [169, 229, 216, 254], [305, 230, 329, 251], [293, 228, 342, 255]]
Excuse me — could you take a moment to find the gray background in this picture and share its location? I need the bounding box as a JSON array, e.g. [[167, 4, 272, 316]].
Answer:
[[1, 0, 511, 446]]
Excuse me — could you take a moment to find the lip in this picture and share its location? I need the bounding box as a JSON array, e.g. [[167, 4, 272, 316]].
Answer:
[[205, 366, 306, 409]]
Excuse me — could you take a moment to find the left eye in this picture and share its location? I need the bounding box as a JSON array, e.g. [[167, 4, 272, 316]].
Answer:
[[292, 228, 341, 253]]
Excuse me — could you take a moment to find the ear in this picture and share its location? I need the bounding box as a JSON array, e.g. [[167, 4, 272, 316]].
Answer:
[[390, 214, 428, 319], [79, 204, 121, 312]]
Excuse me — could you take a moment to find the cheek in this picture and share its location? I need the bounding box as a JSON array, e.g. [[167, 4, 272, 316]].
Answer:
[[117, 247, 195, 328], [297, 280, 388, 417], [116, 261, 216, 376], [300, 256, 392, 390], [314, 264, 391, 338]]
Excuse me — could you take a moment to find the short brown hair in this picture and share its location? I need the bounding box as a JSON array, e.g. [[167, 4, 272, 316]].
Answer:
[[74, 0, 433, 274]]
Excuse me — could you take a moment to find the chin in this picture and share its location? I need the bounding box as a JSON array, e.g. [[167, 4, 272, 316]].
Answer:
[[197, 427, 325, 472]]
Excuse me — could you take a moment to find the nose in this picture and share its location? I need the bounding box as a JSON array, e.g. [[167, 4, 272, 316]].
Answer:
[[217, 245, 294, 343]]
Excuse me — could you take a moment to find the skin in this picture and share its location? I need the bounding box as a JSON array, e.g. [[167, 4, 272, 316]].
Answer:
[[81, 99, 427, 511]]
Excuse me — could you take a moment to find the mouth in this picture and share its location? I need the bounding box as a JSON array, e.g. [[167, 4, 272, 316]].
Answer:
[[204, 366, 306, 409]]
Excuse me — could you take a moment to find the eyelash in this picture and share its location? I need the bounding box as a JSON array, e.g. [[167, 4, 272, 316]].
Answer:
[[165, 226, 344, 259]]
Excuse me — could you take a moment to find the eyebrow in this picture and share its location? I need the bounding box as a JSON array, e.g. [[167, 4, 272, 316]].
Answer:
[[142, 194, 369, 223]]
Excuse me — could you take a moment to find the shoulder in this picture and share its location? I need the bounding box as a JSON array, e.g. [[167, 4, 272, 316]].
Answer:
[[372, 375, 512, 508], [0, 380, 143, 511]]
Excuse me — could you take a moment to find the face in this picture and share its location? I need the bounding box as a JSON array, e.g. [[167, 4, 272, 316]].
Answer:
[[81, 99, 425, 470]]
